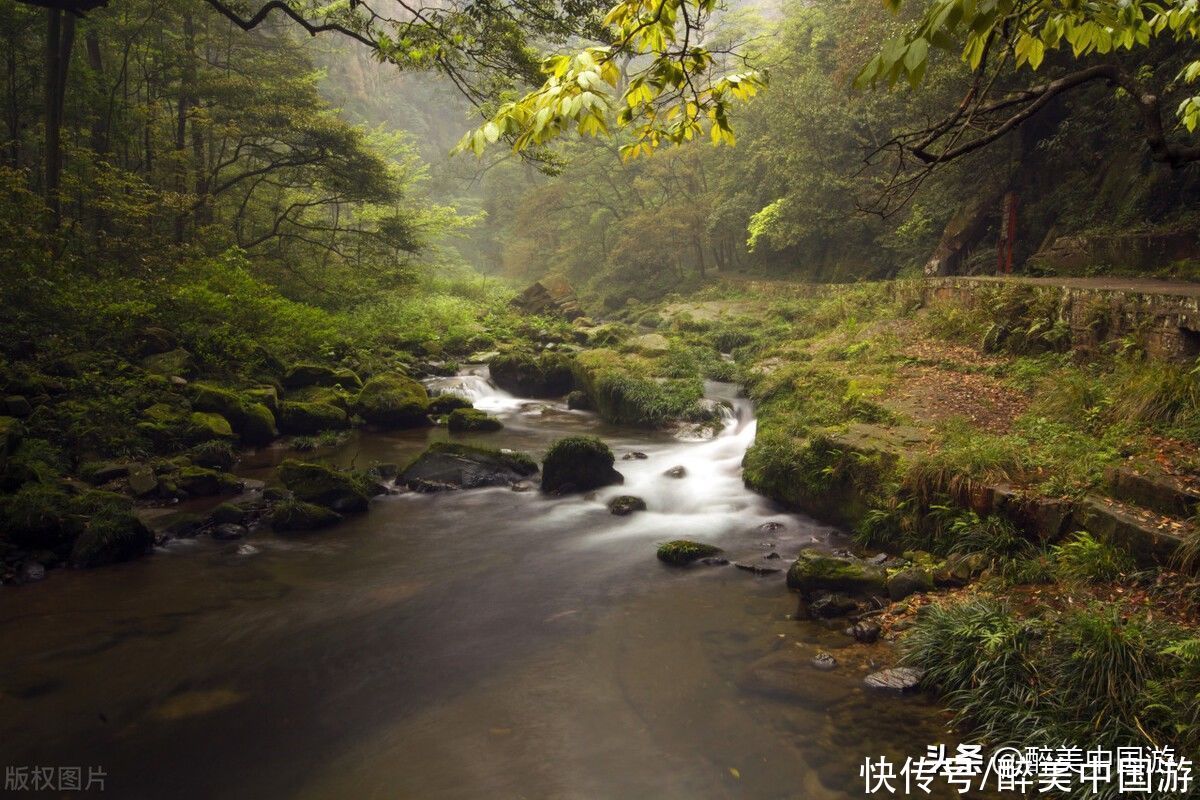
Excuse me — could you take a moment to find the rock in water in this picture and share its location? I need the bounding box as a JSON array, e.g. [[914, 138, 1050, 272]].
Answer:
[[608, 495, 647, 516], [663, 465, 687, 478], [621, 451, 648, 461], [811, 652, 838, 671], [786, 549, 888, 597], [541, 436, 623, 494], [846, 621, 882, 644], [401, 442, 538, 490], [864, 667, 925, 692], [656, 540, 723, 566], [211, 524, 247, 541], [446, 408, 503, 433], [278, 460, 369, 513]]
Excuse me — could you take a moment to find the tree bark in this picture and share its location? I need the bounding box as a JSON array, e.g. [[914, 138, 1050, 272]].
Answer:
[[44, 7, 75, 228]]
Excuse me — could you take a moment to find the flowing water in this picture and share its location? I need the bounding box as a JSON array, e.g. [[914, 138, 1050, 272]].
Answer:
[[0, 371, 961, 799]]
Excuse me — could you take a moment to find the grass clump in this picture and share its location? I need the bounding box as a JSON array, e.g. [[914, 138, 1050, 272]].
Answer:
[[902, 598, 1200, 762], [1051, 531, 1135, 584]]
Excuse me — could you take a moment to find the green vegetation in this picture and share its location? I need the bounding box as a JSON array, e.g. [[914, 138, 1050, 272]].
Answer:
[[903, 598, 1200, 777]]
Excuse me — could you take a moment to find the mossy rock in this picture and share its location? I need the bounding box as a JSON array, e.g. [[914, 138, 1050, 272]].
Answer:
[[565, 390, 591, 411], [0, 482, 77, 552], [191, 383, 278, 445], [786, 549, 887, 596], [400, 442, 538, 490], [629, 333, 671, 356], [488, 351, 574, 397], [885, 567, 935, 601], [70, 510, 154, 567], [244, 386, 280, 414], [355, 374, 430, 429], [141, 348, 194, 378], [278, 401, 348, 435], [0, 415, 24, 459], [189, 411, 234, 440], [238, 402, 278, 445], [288, 385, 350, 411], [447, 408, 503, 433], [271, 499, 342, 532], [541, 436, 623, 494], [278, 459, 369, 513], [656, 540, 722, 566], [143, 402, 186, 424], [176, 466, 238, 497], [188, 439, 234, 470], [332, 368, 363, 390], [282, 363, 340, 389], [209, 502, 247, 526], [428, 394, 473, 415]]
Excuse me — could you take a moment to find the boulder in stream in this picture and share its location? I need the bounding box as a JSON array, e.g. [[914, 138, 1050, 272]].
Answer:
[[447, 408, 503, 433], [656, 540, 723, 566], [608, 495, 647, 516], [354, 374, 430, 429], [786, 549, 887, 597], [271, 499, 342, 532], [278, 460, 370, 513], [401, 442, 538, 490], [541, 436, 622, 494]]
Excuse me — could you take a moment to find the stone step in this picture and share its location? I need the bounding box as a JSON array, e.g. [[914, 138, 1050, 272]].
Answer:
[[1104, 466, 1200, 519], [1070, 495, 1188, 567]]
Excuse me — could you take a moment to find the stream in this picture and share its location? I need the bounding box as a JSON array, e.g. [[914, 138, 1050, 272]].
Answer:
[[0, 371, 959, 799]]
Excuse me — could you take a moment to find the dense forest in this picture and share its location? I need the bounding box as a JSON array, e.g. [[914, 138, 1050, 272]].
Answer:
[[3, 0, 1200, 797]]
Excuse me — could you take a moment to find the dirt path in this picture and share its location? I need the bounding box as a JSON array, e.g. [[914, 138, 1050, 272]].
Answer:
[[717, 271, 1200, 298]]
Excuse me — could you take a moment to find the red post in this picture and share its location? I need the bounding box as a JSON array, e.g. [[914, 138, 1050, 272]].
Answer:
[[998, 192, 1017, 275]]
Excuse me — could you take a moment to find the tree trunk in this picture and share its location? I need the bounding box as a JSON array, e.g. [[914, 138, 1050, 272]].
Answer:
[[43, 7, 74, 227]]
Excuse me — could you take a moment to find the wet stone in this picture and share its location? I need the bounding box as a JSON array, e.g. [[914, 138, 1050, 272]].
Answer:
[[846, 621, 881, 643], [758, 521, 785, 532], [864, 667, 925, 692], [663, 465, 687, 478], [733, 561, 783, 575], [19, 562, 45, 583], [622, 451, 649, 461], [810, 592, 858, 619], [211, 524, 247, 541], [811, 651, 838, 671]]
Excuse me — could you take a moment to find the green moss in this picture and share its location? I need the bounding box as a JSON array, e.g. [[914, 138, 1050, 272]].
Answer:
[[278, 401, 348, 434], [176, 466, 238, 496], [283, 363, 340, 389], [656, 540, 723, 565], [0, 482, 76, 551], [447, 408, 503, 433], [271, 499, 342, 532], [354, 373, 430, 428], [541, 436, 622, 493], [785, 548, 888, 595], [70, 509, 154, 567], [278, 459, 369, 513], [428, 394, 473, 415], [488, 351, 574, 397], [189, 411, 234, 440]]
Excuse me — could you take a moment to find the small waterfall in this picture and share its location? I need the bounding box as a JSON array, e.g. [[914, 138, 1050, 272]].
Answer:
[[423, 366, 525, 413]]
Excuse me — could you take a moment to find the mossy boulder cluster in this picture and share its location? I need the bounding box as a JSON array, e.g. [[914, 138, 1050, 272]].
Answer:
[[540, 436, 623, 494], [488, 351, 574, 397], [0, 485, 153, 568]]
